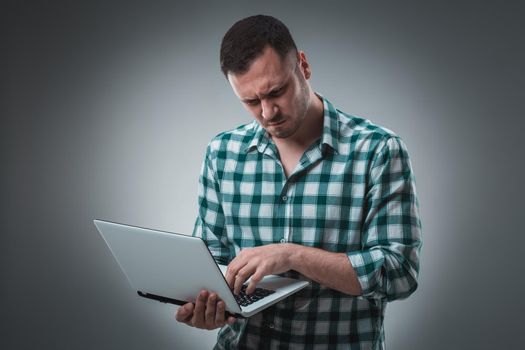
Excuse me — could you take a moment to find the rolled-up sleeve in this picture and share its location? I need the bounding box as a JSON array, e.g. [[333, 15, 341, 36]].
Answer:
[[348, 136, 422, 301], [192, 142, 231, 265]]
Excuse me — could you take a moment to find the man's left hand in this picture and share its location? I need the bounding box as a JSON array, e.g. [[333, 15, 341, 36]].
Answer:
[[225, 243, 295, 295]]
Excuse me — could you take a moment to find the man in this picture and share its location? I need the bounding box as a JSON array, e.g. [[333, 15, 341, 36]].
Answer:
[[175, 15, 422, 349]]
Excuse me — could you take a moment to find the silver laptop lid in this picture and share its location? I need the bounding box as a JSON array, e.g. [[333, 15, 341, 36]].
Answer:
[[93, 219, 242, 314]]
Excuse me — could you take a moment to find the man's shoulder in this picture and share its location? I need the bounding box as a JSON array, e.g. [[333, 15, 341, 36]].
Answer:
[[334, 108, 401, 154], [206, 121, 258, 157]]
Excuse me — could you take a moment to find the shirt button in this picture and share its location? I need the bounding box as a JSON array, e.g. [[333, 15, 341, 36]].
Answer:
[[282, 195, 287, 201], [280, 238, 286, 243]]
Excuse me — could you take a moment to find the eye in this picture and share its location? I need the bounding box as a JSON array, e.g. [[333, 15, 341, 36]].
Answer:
[[269, 87, 284, 97], [245, 99, 259, 106]]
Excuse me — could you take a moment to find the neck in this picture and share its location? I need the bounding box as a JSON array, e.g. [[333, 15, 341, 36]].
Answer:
[[273, 91, 324, 150]]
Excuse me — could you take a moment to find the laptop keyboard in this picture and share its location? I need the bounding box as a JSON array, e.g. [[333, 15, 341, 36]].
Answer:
[[234, 285, 275, 307]]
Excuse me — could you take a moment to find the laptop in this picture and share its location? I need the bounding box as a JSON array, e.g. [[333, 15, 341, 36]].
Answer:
[[93, 219, 310, 317]]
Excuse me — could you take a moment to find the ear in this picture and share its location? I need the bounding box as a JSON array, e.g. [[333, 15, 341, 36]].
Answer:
[[297, 51, 312, 80]]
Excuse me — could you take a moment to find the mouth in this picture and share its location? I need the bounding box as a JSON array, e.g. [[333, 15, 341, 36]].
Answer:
[[268, 119, 285, 126]]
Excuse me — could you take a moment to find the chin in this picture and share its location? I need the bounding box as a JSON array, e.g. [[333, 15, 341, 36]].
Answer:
[[271, 128, 295, 139]]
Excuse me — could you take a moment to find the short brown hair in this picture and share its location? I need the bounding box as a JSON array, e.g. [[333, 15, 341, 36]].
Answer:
[[220, 15, 298, 77]]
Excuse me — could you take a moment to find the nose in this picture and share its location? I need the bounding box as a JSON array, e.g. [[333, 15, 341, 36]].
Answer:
[[260, 99, 278, 120]]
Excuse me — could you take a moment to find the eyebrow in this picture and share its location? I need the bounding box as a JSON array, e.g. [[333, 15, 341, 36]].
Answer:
[[241, 82, 288, 103]]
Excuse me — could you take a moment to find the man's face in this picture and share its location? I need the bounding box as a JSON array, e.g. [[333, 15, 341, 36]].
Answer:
[[227, 46, 311, 139]]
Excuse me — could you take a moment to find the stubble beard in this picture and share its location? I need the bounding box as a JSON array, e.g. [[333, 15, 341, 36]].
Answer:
[[270, 69, 311, 139]]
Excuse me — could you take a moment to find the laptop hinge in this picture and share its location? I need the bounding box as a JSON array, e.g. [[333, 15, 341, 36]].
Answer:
[[137, 291, 186, 306], [137, 291, 245, 318]]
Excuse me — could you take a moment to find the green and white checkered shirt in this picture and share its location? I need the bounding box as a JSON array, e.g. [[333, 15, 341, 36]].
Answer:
[[192, 94, 422, 349]]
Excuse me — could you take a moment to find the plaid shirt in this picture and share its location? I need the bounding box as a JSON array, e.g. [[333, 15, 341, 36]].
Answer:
[[192, 94, 422, 349]]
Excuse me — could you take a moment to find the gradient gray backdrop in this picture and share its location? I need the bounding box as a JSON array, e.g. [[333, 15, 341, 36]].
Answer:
[[2, 1, 524, 349]]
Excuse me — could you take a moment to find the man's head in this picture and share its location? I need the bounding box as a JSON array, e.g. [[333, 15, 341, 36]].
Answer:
[[220, 15, 317, 140], [220, 15, 298, 78]]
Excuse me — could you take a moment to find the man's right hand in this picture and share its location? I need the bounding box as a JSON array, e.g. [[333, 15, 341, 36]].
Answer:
[[175, 290, 236, 330]]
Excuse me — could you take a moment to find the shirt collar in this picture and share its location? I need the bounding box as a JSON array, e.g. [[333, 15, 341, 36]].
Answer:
[[243, 93, 341, 155], [318, 93, 341, 155], [243, 121, 270, 153]]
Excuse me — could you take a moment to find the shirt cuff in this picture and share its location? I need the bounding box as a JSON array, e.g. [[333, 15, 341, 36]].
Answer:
[[347, 249, 386, 299]]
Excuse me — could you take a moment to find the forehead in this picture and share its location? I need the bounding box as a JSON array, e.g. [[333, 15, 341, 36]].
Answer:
[[228, 46, 294, 99]]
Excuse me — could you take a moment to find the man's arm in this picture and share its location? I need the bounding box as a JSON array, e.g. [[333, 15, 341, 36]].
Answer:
[[347, 136, 422, 301], [175, 141, 234, 330], [226, 243, 362, 295], [228, 136, 421, 300], [289, 245, 363, 295], [192, 141, 231, 264]]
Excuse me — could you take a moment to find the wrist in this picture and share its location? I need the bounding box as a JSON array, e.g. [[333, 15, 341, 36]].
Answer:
[[285, 243, 304, 271]]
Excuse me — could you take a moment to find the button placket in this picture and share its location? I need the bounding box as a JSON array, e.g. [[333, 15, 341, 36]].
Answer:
[[281, 183, 294, 243]]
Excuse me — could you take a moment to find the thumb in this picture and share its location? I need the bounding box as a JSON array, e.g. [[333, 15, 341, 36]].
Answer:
[[176, 303, 194, 322]]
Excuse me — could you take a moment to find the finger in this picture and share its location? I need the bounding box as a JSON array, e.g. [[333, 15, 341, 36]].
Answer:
[[226, 261, 242, 289], [191, 290, 208, 327], [233, 273, 245, 295], [215, 300, 226, 326], [234, 264, 255, 295], [175, 303, 194, 323], [226, 251, 250, 288], [227, 316, 236, 325], [205, 293, 217, 328], [246, 271, 264, 295]]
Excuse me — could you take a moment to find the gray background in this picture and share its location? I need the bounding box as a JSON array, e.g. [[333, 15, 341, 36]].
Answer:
[[2, 0, 524, 349]]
